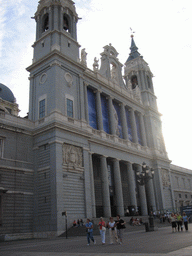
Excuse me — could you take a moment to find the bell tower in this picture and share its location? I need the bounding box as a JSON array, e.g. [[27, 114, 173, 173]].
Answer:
[[27, 0, 81, 121], [124, 35, 167, 154], [33, 0, 79, 63], [124, 35, 157, 110]]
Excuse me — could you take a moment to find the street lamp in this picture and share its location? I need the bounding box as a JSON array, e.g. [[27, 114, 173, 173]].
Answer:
[[136, 162, 156, 231], [136, 162, 154, 186]]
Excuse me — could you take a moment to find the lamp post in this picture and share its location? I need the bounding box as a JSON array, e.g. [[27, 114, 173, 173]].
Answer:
[[136, 162, 154, 186], [136, 162, 156, 231]]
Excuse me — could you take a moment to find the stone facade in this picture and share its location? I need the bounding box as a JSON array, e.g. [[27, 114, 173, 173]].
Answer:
[[0, 0, 192, 241]]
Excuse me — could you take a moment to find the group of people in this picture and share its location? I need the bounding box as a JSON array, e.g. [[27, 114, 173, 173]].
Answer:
[[170, 212, 189, 232], [129, 217, 143, 226], [73, 219, 84, 227], [85, 215, 126, 246]]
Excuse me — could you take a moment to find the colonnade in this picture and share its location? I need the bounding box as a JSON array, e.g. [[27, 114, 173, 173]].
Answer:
[[84, 84, 148, 147], [90, 154, 156, 217]]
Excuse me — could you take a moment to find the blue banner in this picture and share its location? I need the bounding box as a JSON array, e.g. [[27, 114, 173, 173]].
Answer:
[[125, 108, 133, 141], [87, 88, 97, 129], [113, 101, 123, 138], [101, 95, 110, 134], [135, 113, 142, 145]]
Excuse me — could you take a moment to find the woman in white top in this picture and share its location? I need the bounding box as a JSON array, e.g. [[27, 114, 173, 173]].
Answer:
[[107, 217, 117, 244]]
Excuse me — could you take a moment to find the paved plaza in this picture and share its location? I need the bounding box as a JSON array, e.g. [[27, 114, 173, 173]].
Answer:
[[1, 226, 192, 256]]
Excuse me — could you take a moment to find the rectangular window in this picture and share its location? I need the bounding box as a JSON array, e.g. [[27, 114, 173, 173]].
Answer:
[[39, 99, 45, 119], [101, 95, 110, 134], [0, 196, 2, 226], [87, 87, 97, 129], [125, 108, 133, 141], [185, 194, 188, 199], [67, 99, 73, 118], [113, 101, 123, 138], [0, 139, 4, 158], [179, 194, 181, 198]]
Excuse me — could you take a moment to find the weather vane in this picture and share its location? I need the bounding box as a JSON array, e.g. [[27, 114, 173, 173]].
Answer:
[[130, 28, 135, 38]]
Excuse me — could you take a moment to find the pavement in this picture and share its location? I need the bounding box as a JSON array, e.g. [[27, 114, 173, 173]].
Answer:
[[1, 224, 192, 256]]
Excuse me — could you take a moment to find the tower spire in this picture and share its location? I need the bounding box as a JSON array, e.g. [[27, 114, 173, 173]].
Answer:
[[126, 35, 142, 63]]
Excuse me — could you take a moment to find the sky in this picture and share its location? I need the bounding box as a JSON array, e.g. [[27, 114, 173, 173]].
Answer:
[[0, 0, 192, 170]]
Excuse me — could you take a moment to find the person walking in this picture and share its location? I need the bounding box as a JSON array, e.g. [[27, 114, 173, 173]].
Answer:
[[182, 212, 189, 231], [85, 218, 96, 246], [115, 214, 126, 244], [170, 213, 177, 233], [98, 217, 106, 245], [176, 213, 182, 231], [107, 217, 117, 244]]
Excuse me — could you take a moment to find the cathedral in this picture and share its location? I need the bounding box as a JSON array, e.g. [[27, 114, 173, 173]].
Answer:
[[0, 0, 192, 241]]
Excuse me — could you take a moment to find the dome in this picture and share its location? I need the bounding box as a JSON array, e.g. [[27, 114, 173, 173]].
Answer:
[[0, 83, 16, 103]]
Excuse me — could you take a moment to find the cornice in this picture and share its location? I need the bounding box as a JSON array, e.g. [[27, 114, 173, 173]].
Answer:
[[35, 0, 78, 20], [26, 48, 84, 73]]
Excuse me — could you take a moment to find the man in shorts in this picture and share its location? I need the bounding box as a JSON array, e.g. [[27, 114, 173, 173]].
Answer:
[[115, 214, 126, 244]]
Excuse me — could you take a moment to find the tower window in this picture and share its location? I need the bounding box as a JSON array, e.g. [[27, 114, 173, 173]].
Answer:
[[39, 99, 45, 119], [63, 14, 70, 32], [131, 75, 138, 89], [42, 14, 49, 32], [0, 196, 2, 226], [67, 99, 73, 118], [0, 139, 4, 158]]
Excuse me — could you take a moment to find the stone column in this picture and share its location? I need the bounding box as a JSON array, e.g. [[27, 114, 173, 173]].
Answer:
[[139, 113, 147, 147], [54, 5, 59, 30], [130, 108, 138, 143], [36, 16, 40, 40], [89, 152, 96, 217], [84, 83, 89, 122], [137, 71, 142, 90], [79, 75, 85, 121], [140, 71, 147, 90], [126, 162, 137, 209], [96, 90, 103, 131], [100, 156, 111, 217], [60, 7, 63, 31], [113, 159, 124, 216], [49, 7, 53, 31], [145, 178, 156, 213], [108, 96, 116, 135], [120, 103, 128, 140], [137, 165, 148, 215]]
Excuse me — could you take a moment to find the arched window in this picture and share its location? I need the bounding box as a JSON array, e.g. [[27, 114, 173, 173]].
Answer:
[[131, 75, 138, 89], [42, 13, 49, 32], [63, 14, 70, 32]]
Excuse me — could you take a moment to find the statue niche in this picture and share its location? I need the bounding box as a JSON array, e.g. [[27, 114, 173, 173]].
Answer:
[[63, 144, 83, 169]]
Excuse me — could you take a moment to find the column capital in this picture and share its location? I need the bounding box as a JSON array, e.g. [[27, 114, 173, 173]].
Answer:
[[94, 89, 102, 94], [84, 81, 89, 87], [107, 95, 114, 100], [100, 155, 108, 159], [125, 161, 134, 165], [111, 158, 121, 162]]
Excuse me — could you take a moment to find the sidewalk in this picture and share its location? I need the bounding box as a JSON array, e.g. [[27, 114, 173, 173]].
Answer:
[[1, 225, 192, 256]]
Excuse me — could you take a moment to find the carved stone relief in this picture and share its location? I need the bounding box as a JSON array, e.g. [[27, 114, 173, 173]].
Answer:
[[161, 169, 171, 188], [39, 73, 47, 84], [62, 143, 83, 169], [65, 72, 73, 87]]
